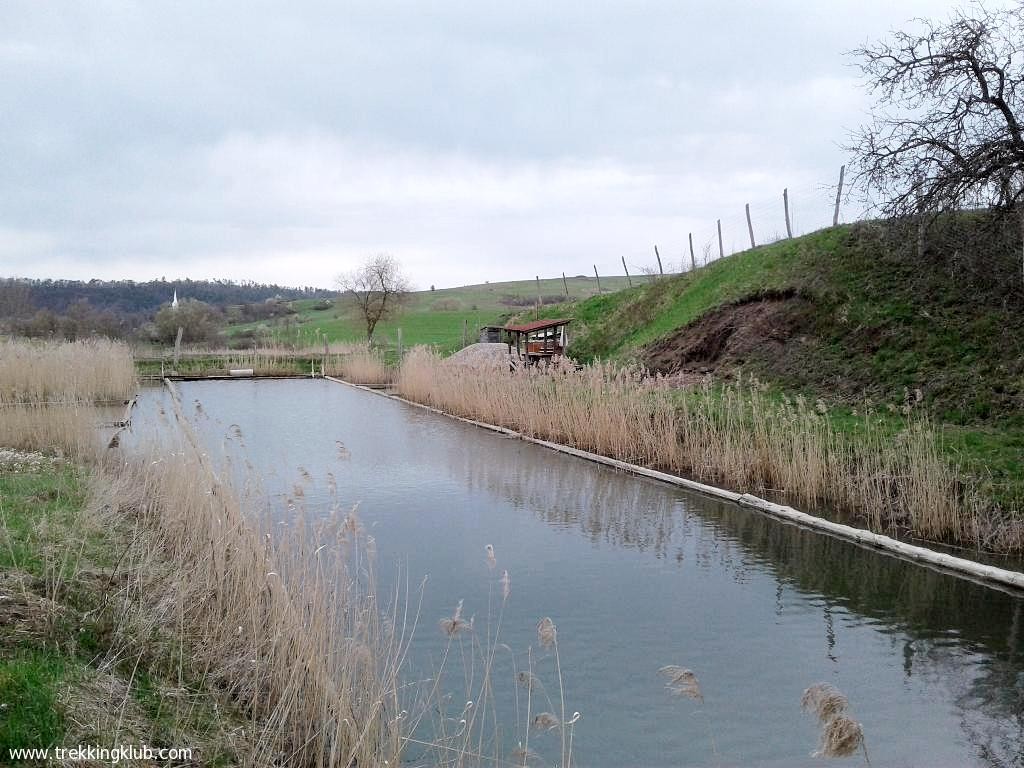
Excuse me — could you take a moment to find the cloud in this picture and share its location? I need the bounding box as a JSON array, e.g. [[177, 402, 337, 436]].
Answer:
[[0, 0, 980, 289]]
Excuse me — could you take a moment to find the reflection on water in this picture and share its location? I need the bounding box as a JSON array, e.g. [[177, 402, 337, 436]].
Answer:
[[128, 380, 1024, 768]]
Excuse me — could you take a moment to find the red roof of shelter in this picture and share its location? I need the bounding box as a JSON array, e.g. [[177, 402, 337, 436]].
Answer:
[[503, 318, 573, 333]]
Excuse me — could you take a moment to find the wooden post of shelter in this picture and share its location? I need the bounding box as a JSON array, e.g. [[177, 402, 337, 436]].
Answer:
[[593, 264, 602, 293], [717, 219, 724, 259], [783, 188, 793, 238], [621, 256, 632, 287], [654, 245, 664, 278], [688, 232, 696, 271], [745, 203, 756, 248], [833, 165, 845, 226]]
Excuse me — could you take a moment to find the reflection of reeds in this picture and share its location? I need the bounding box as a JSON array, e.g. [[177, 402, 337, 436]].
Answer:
[[396, 346, 1015, 552]]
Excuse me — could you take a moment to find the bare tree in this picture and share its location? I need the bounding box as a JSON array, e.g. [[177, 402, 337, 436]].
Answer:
[[848, 3, 1024, 281], [336, 254, 411, 341]]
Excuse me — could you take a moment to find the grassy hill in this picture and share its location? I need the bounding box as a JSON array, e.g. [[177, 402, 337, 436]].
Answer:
[[527, 217, 1024, 509], [228, 274, 650, 353]]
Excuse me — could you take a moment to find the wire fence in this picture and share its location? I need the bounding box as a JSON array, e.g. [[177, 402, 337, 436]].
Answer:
[[606, 166, 852, 280]]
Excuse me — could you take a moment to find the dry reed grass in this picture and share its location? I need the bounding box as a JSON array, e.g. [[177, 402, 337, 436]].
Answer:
[[396, 347, 1013, 552], [0, 338, 135, 404], [90, 386, 410, 766], [326, 347, 394, 386], [0, 338, 135, 459]]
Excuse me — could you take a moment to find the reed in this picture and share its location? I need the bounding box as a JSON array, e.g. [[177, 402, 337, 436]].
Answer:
[[326, 347, 394, 386], [396, 347, 1013, 552], [91, 390, 410, 766], [0, 338, 135, 405]]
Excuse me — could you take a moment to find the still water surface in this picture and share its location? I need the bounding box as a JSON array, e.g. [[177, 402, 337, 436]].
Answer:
[[132, 379, 1024, 768]]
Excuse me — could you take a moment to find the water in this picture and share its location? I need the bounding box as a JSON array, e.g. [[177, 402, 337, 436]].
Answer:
[[130, 379, 1024, 767]]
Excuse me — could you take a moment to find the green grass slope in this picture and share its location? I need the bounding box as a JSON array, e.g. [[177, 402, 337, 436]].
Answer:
[[551, 218, 1024, 507], [228, 274, 650, 353]]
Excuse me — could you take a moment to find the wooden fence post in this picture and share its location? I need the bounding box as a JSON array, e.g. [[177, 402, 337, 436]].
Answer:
[[833, 165, 845, 226], [593, 265, 602, 294], [463, 318, 468, 348], [745, 203, 756, 248], [562, 271, 569, 296], [783, 188, 793, 238], [621, 256, 632, 287], [717, 219, 724, 259], [397, 327, 403, 359], [173, 326, 183, 366], [654, 245, 664, 278], [688, 232, 696, 270]]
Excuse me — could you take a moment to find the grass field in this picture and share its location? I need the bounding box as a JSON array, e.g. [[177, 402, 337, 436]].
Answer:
[[227, 274, 653, 353]]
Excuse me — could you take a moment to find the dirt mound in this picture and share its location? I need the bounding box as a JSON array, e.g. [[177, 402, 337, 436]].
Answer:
[[445, 342, 511, 369], [643, 290, 816, 376]]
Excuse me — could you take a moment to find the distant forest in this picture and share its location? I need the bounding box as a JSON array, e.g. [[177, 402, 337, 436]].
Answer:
[[0, 277, 333, 317], [0, 277, 335, 342]]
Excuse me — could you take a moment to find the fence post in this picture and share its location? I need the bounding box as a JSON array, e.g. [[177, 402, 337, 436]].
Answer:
[[688, 232, 696, 270], [717, 219, 724, 259], [833, 165, 845, 226], [783, 187, 793, 238], [654, 245, 664, 278], [562, 271, 569, 296], [173, 326, 183, 366], [397, 327, 403, 359], [593, 264, 602, 294], [621, 256, 632, 287], [745, 203, 756, 248], [463, 318, 469, 348]]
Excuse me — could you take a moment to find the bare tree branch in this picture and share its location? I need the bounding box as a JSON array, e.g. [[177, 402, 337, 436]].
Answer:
[[335, 254, 411, 341], [847, 3, 1024, 223]]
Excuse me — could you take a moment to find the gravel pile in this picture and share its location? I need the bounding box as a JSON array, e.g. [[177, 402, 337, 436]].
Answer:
[[444, 343, 512, 370]]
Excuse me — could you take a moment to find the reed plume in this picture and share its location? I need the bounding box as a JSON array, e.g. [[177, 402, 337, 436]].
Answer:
[[537, 617, 557, 649], [658, 665, 704, 702], [439, 599, 473, 637], [532, 713, 560, 731], [801, 683, 868, 762]]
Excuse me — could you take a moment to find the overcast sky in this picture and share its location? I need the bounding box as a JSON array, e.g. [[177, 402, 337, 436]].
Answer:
[[1, 0, 976, 290]]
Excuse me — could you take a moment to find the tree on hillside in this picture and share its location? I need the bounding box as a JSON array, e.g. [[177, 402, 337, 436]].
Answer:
[[153, 298, 223, 344], [848, 3, 1024, 281], [336, 254, 411, 341]]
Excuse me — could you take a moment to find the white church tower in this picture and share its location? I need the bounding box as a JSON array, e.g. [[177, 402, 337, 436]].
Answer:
[[171, 290, 179, 309]]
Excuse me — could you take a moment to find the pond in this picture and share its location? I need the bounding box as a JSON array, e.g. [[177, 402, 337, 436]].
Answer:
[[131, 379, 1024, 768]]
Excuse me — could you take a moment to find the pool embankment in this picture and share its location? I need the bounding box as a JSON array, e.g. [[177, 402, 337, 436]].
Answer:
[[323, 374, 1024, 594]]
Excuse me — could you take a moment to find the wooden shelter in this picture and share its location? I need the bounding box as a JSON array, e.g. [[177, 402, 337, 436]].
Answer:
[[503, 318, 572, 362]]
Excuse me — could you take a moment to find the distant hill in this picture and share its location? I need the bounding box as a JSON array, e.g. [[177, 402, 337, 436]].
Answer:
[[0, 277, 334, 318]]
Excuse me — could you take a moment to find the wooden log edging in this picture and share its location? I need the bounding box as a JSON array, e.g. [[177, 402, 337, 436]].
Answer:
[[322, 375, 1024, 593]]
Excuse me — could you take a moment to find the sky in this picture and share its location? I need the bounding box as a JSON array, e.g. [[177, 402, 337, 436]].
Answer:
[[0, 0, 976, 291]]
